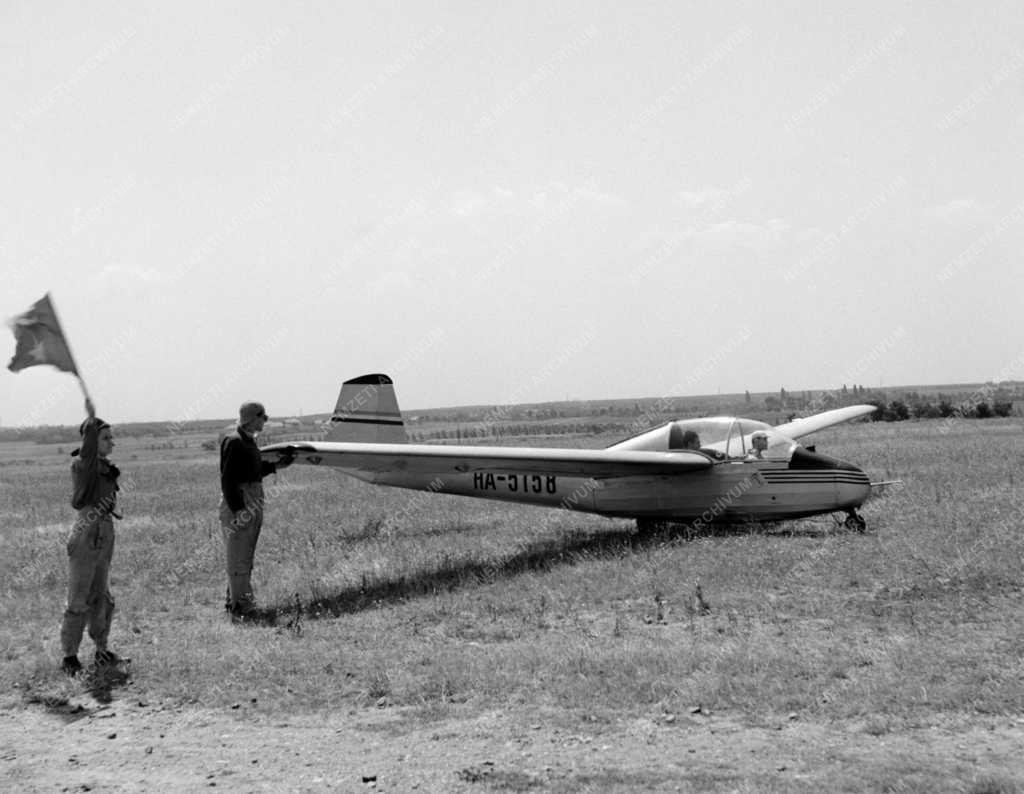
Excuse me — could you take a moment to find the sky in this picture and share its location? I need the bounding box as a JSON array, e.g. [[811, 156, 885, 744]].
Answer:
[[2, 1, 1023, 426]]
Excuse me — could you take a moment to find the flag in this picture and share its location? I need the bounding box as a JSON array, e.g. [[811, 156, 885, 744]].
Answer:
[[7, 293, 79, 374]]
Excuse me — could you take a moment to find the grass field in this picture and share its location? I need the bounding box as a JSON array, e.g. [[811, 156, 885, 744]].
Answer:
[[1, 417, 1023, 791]]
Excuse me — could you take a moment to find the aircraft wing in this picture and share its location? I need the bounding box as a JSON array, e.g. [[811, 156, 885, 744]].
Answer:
[[261, 441, 713, 477], [773, 404, 877, 440]]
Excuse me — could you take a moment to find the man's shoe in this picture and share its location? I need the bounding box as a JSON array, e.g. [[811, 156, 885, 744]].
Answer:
[[229, 602, 260, 623], [95, 649, 122, 666], [61, 655, 82, 676]]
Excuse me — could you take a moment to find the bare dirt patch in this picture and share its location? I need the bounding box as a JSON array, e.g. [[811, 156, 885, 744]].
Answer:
[[4, 696, 1024, 793]]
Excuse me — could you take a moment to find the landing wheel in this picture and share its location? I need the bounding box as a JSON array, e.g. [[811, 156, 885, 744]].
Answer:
[[843, 510, 867, 532]]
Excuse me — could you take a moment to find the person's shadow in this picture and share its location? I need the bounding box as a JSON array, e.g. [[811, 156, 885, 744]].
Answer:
[[84, 660, 132, 704]]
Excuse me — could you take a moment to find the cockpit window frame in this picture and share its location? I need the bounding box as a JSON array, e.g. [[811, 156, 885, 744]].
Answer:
[[725, 419, 745, 459], [606, 416, 799, 462]]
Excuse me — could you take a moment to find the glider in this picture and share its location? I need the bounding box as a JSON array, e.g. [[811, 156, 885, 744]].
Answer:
[[261, 374, 878, 531]]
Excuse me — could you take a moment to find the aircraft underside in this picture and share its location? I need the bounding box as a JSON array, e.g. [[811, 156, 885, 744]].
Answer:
[[351, 459, 871, 524]]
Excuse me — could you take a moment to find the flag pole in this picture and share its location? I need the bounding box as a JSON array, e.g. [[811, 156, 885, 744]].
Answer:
[[75, 374, 93, 405]]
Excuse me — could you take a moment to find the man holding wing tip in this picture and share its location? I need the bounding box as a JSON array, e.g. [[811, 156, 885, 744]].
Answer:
[[219, 401, 293, 620]]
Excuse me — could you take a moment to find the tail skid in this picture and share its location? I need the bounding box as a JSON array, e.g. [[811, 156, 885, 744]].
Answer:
[[326, 373, 407, 444]]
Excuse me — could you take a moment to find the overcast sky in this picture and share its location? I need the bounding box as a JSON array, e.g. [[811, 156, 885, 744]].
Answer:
[[2, 2, 1023, 426]]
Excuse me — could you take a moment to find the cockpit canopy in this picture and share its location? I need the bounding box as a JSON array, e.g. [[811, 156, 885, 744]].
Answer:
[[607, 417, 797, 461]]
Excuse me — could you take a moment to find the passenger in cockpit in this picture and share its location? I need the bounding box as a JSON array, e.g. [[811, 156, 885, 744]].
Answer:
[[748, 431, 768, 459], [681, 430, 701, 450], [669, 425, 701, 451]]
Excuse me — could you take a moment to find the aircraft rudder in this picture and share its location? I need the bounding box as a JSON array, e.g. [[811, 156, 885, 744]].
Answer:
[[328, 373, 407, 443]]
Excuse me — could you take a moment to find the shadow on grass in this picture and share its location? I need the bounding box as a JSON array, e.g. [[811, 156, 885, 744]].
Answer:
[[84, 661, 132, 704], [22, 660, 131, 719], [24, 690, 89, 724], [257, 519, 849, 624]]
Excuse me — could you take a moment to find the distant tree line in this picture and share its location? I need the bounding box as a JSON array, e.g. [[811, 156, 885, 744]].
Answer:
[[410, 404, 662, 425], [3, 383, 1020, 445], [766, 384, 1019, 423], [864, 395, 1015, 422], [409, 421, 622, 443]]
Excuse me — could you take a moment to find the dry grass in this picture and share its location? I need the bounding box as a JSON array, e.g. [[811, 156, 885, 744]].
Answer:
[[2, 418, 1023, 788]]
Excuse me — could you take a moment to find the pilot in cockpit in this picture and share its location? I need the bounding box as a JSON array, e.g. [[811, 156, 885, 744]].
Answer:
[[748, 431, 768, 459], [681, 430, 701, 450]]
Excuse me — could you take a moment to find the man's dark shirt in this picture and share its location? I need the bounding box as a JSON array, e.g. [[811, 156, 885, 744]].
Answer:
[[220, 427, 277, 512], [71, 417, 120, 514]]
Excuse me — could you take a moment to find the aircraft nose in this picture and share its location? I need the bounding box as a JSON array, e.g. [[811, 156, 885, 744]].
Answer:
[[788, 447, 871, 509], [837, 462, 871, 509]]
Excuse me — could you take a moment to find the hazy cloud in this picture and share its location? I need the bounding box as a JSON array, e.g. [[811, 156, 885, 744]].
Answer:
[[924, 198, 988, 225], [531, 182, 625, 212], [96, 263, 174, 285], [697, 218, 791, 248], [677, 188, 736, 210], [367, 268, 416, 294]]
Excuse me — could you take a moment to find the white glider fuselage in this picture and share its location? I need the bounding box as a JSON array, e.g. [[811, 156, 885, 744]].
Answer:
[[262, 440, 871, 524], [259, 374, 874, 526]]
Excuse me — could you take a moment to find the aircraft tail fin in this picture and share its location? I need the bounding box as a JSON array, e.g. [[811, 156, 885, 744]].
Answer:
[[326, 373, 407, 443]]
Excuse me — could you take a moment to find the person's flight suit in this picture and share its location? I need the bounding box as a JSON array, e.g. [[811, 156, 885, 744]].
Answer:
[[61, 417, 120, 659]]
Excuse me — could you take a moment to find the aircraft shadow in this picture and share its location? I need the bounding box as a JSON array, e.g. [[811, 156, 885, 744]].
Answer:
[[250, 519, 851, 626]]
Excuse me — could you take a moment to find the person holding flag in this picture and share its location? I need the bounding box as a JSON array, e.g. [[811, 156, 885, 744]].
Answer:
[[62, 398, 123, 674], [7, 294, 124, 674]]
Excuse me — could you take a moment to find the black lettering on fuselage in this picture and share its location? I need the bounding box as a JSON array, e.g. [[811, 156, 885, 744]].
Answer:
[[472, 472, 559, 494]]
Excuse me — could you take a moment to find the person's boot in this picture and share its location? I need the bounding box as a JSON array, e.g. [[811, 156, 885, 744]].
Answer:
[[95, 649, 121, 666], [227, 575, 255, 611], [61, 655, 82, 676], [229, 599, 259, 623]]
